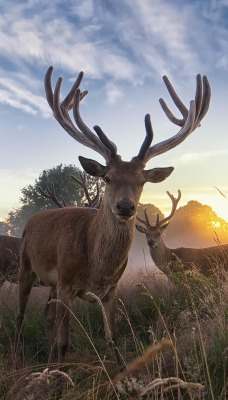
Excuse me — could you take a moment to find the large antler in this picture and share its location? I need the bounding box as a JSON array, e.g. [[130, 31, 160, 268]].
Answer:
[[70, 173, 100, 208], [38, 182, 67, 208], [45, 67, 210, 164], [136, 75, 211, 162], [136, 190, 181, 229], [45, 67, 118, 163]]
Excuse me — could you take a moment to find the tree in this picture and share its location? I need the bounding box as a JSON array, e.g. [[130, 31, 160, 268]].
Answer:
[[4, 164, 104, 237], [166, 200, 228, 247], [0, 221, 10, 236]]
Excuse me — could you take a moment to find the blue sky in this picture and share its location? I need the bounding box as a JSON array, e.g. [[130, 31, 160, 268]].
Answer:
[[0, 0, 228, 221]]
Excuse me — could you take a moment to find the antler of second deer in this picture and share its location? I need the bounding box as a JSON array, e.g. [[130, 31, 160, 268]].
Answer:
[[38, 182, 67, 208], [70, 173, 100, 208], [136, 190, 181, 229]]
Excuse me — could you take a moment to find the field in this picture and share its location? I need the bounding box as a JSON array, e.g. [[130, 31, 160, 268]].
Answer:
[[0, 263, 227, 399]]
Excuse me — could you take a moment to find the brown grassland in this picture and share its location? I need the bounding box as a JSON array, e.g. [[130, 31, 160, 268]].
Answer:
[[0, 258, 227, 399]]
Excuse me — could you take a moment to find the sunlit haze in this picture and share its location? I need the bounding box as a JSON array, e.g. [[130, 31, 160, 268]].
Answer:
[[0, 0, 228, 223]]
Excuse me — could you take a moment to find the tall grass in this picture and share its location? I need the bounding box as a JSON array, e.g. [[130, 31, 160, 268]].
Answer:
[[0, 262, 227, 399]]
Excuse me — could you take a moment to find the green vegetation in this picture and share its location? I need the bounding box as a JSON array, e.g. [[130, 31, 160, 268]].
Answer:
[[0, 164, 104, 237], [0, 264, 227, 399]]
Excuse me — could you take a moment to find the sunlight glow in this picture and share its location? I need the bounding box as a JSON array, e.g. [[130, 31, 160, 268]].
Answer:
[[211, 221, 221, 228]]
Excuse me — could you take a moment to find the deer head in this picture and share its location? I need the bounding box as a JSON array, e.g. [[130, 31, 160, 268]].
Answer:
[[136, 190, 181, 248], [45, 67, 210, 221]]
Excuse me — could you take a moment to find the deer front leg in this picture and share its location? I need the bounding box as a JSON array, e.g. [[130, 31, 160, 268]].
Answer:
[[53, 286, 73, 399], [44, 286, 57, 363], [56, 286, 72, 364], [102, 286, 122, 366], [15, 262, 36, 366]]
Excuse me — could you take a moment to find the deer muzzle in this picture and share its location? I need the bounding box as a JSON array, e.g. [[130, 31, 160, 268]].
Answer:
[[116, 200, 135, 219]]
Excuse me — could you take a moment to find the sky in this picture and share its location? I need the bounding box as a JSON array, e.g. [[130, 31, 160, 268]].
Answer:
[[0, 0, 228, 222]]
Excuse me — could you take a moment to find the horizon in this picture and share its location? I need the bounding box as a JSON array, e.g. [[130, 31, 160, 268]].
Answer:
[[0, 0, 228, 223]]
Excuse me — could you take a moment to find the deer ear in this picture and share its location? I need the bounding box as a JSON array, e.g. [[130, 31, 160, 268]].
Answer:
[[79, 156, 107, 177], [135, 224, 147, 234], [143, 167, 174, 183]]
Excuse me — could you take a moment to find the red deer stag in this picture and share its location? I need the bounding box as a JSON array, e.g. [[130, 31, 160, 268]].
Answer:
[[136, 191, 228, 276], [16, 67, 211, 366]]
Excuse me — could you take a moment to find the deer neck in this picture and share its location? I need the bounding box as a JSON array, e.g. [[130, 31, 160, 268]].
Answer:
[[149, 237, 171, 270], [89, 198, 135, 273]]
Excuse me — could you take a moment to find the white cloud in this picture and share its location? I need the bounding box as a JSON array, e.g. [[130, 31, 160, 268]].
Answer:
[[0, 77, 50, 117], [70, 0, 94, 19], [105, 82, 124, 105], [0, 0, 226, 118], [175, 149, 228, 164]]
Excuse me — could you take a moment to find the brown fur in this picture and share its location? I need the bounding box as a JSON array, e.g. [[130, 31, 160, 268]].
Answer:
[[169, 244, 228, 275], [0, 235, 21, 285]]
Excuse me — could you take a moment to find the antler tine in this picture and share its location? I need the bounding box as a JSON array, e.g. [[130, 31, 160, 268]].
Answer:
[[73, 90, 117, 161], [158, 190, 181, 226], [45, 66, 116, 163], [136, 215, 147, 226], [194, 74, 202, 123], [136, 114, 154, 161], [136, 208, 152, 228], [143, 74, 211, 162], [144, 208, 151, 226], [155, 213, 160, 227], [196, 75, 211, 126], [161, 75, 189, 120], [45, 66, 55, 110], [53, 78, 93, 147], [45, 66, 88, 127], [60, 194, 67, 207], [93, 125, 117, 158], [38, 182, 66, 209], [91, 182, 100, 208], [71, 174, 91, 206]]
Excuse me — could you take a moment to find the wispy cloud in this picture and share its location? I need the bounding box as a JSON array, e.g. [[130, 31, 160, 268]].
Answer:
[[174, 149, 228, 165], [0, 0, 227, 117], [105, 82, 124, 105], [0, 75, 50, 117]]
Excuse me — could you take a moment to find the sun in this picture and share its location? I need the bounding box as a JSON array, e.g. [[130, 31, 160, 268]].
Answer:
[[211, 221, 221, 229]]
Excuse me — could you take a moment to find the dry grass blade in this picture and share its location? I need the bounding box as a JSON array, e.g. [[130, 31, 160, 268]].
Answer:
[[113, 339, 172, 383], [11, 367, 74, 400], [140, 376, 204, 398], [213, 186, 227, 199]]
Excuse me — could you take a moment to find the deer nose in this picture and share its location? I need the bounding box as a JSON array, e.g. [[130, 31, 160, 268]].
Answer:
[[117, 201, 135, 216]]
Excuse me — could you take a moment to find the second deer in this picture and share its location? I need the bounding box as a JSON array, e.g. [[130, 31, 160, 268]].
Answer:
[[136, 191, 228, 276]]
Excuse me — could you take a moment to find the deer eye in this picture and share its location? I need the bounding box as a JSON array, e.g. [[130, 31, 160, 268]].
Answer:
[[104, 176, 110, 184]]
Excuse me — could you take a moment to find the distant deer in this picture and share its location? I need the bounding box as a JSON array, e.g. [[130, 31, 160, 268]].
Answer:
[[15, 66, 211, 367], [0, 235, 21, 286], [136, 191, 228, 276]]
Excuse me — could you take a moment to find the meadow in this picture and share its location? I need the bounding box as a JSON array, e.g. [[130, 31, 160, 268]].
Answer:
[[0, 259, 227, 399]]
